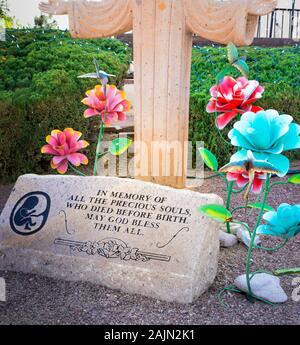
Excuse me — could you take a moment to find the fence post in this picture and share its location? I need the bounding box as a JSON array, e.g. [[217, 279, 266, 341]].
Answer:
[[291, 0, 296, 38], [269, 11, 275, 38]]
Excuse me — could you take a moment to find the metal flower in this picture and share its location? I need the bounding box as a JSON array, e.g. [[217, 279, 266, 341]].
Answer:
[[206, 76, 264, 129], [227, 171, 266, 194], [228, 109, 300, 154], [41, 128, 89, 174], [257, 203, 300, 239], [82, 84, 131, 125], [220, 150, 286, 200], [220, 149, 290, 178]]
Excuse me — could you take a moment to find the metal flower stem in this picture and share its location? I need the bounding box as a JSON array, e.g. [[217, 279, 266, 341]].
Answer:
[[269, 181, 289, 189], [245, 174, 271, 297], [213, 74, 234, 235], [69, 164, 86, 176], [203, 171, 228, 185], [232, 220, 251, 236], [274, 267, 300, 275], [254, 239, 288, 251], [93, 84, 106, 176], [226, 181, 234, 233], [93, 121, 104, 176], [232, 184, 248, 194]]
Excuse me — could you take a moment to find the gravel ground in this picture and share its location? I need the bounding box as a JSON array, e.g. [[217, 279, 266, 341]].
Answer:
[[0, 167, 299, 325]]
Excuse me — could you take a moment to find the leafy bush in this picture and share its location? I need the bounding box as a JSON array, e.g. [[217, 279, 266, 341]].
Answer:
[[0, 29, 131, 182], [0, 30, 299, 182], [190, 45, 300, 166]]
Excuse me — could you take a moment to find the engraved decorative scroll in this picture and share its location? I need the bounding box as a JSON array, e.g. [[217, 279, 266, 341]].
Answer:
[[54, 237, 171, 262]]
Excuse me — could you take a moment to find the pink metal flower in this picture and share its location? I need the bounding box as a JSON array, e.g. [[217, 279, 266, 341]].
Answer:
[[82, 85, 131, 125], [41, 128, 89, 174], [227, 171, 267, 194], [206, 76, 264, 129]]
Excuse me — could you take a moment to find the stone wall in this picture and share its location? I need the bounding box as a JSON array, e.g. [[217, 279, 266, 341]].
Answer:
[[116, 33, 299, 48]]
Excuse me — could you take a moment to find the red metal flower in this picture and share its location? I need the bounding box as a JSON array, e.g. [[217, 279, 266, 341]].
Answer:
[[206, 76, 264, 129], [227, 171, 267, 194]]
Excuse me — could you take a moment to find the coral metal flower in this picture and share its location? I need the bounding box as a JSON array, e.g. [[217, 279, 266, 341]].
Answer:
[[82, 84, 131, 125], [41, 128, 89, 174]]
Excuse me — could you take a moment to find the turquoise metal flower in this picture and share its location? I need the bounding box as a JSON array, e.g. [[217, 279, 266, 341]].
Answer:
[[228, 109, 300, 154], [257, 203, 300, 239]]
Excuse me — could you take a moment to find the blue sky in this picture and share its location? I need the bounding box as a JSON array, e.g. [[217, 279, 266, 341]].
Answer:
[[8, 0, 69, 28]]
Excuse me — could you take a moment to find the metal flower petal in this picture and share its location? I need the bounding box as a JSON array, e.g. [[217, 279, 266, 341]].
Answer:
[[257, 204, 300, 239], [82, 84, 131, 125], [41, 128, 89, 174], [220, 149, 290, 178], [228, 109, 300, 154], [206, 76, 264, 129]]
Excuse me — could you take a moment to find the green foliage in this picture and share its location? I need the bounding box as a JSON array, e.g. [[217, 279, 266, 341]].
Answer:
[[0, 29, 131, 182], [1, 30, 300, 182], [189, 45, 300, 166]]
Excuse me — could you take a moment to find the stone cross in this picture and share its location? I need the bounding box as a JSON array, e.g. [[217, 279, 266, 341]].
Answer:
[[39, 0, 276, 188]]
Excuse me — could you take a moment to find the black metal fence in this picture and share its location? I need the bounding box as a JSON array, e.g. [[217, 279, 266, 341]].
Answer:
[[257, 7, 300, 39]]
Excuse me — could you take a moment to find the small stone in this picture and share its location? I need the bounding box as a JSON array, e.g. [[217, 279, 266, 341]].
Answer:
[[237, 228, 261, 247], [219, 231, 238, 247], [220, 223, 241, 235], [234, 273, 288, 303]]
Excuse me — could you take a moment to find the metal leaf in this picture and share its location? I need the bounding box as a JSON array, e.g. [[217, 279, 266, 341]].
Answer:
[[109, 138, 132, 156], [232, 59, 249, 77], [288, 174, 300, 184], [199, 148, 218, 171], [197, 204, 232, 223], [227, 42, 239, 64]]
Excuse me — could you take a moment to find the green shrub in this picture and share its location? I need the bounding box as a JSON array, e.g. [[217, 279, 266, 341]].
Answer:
[[0, 30, 299, 182], [0, 29, 131, 182]]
